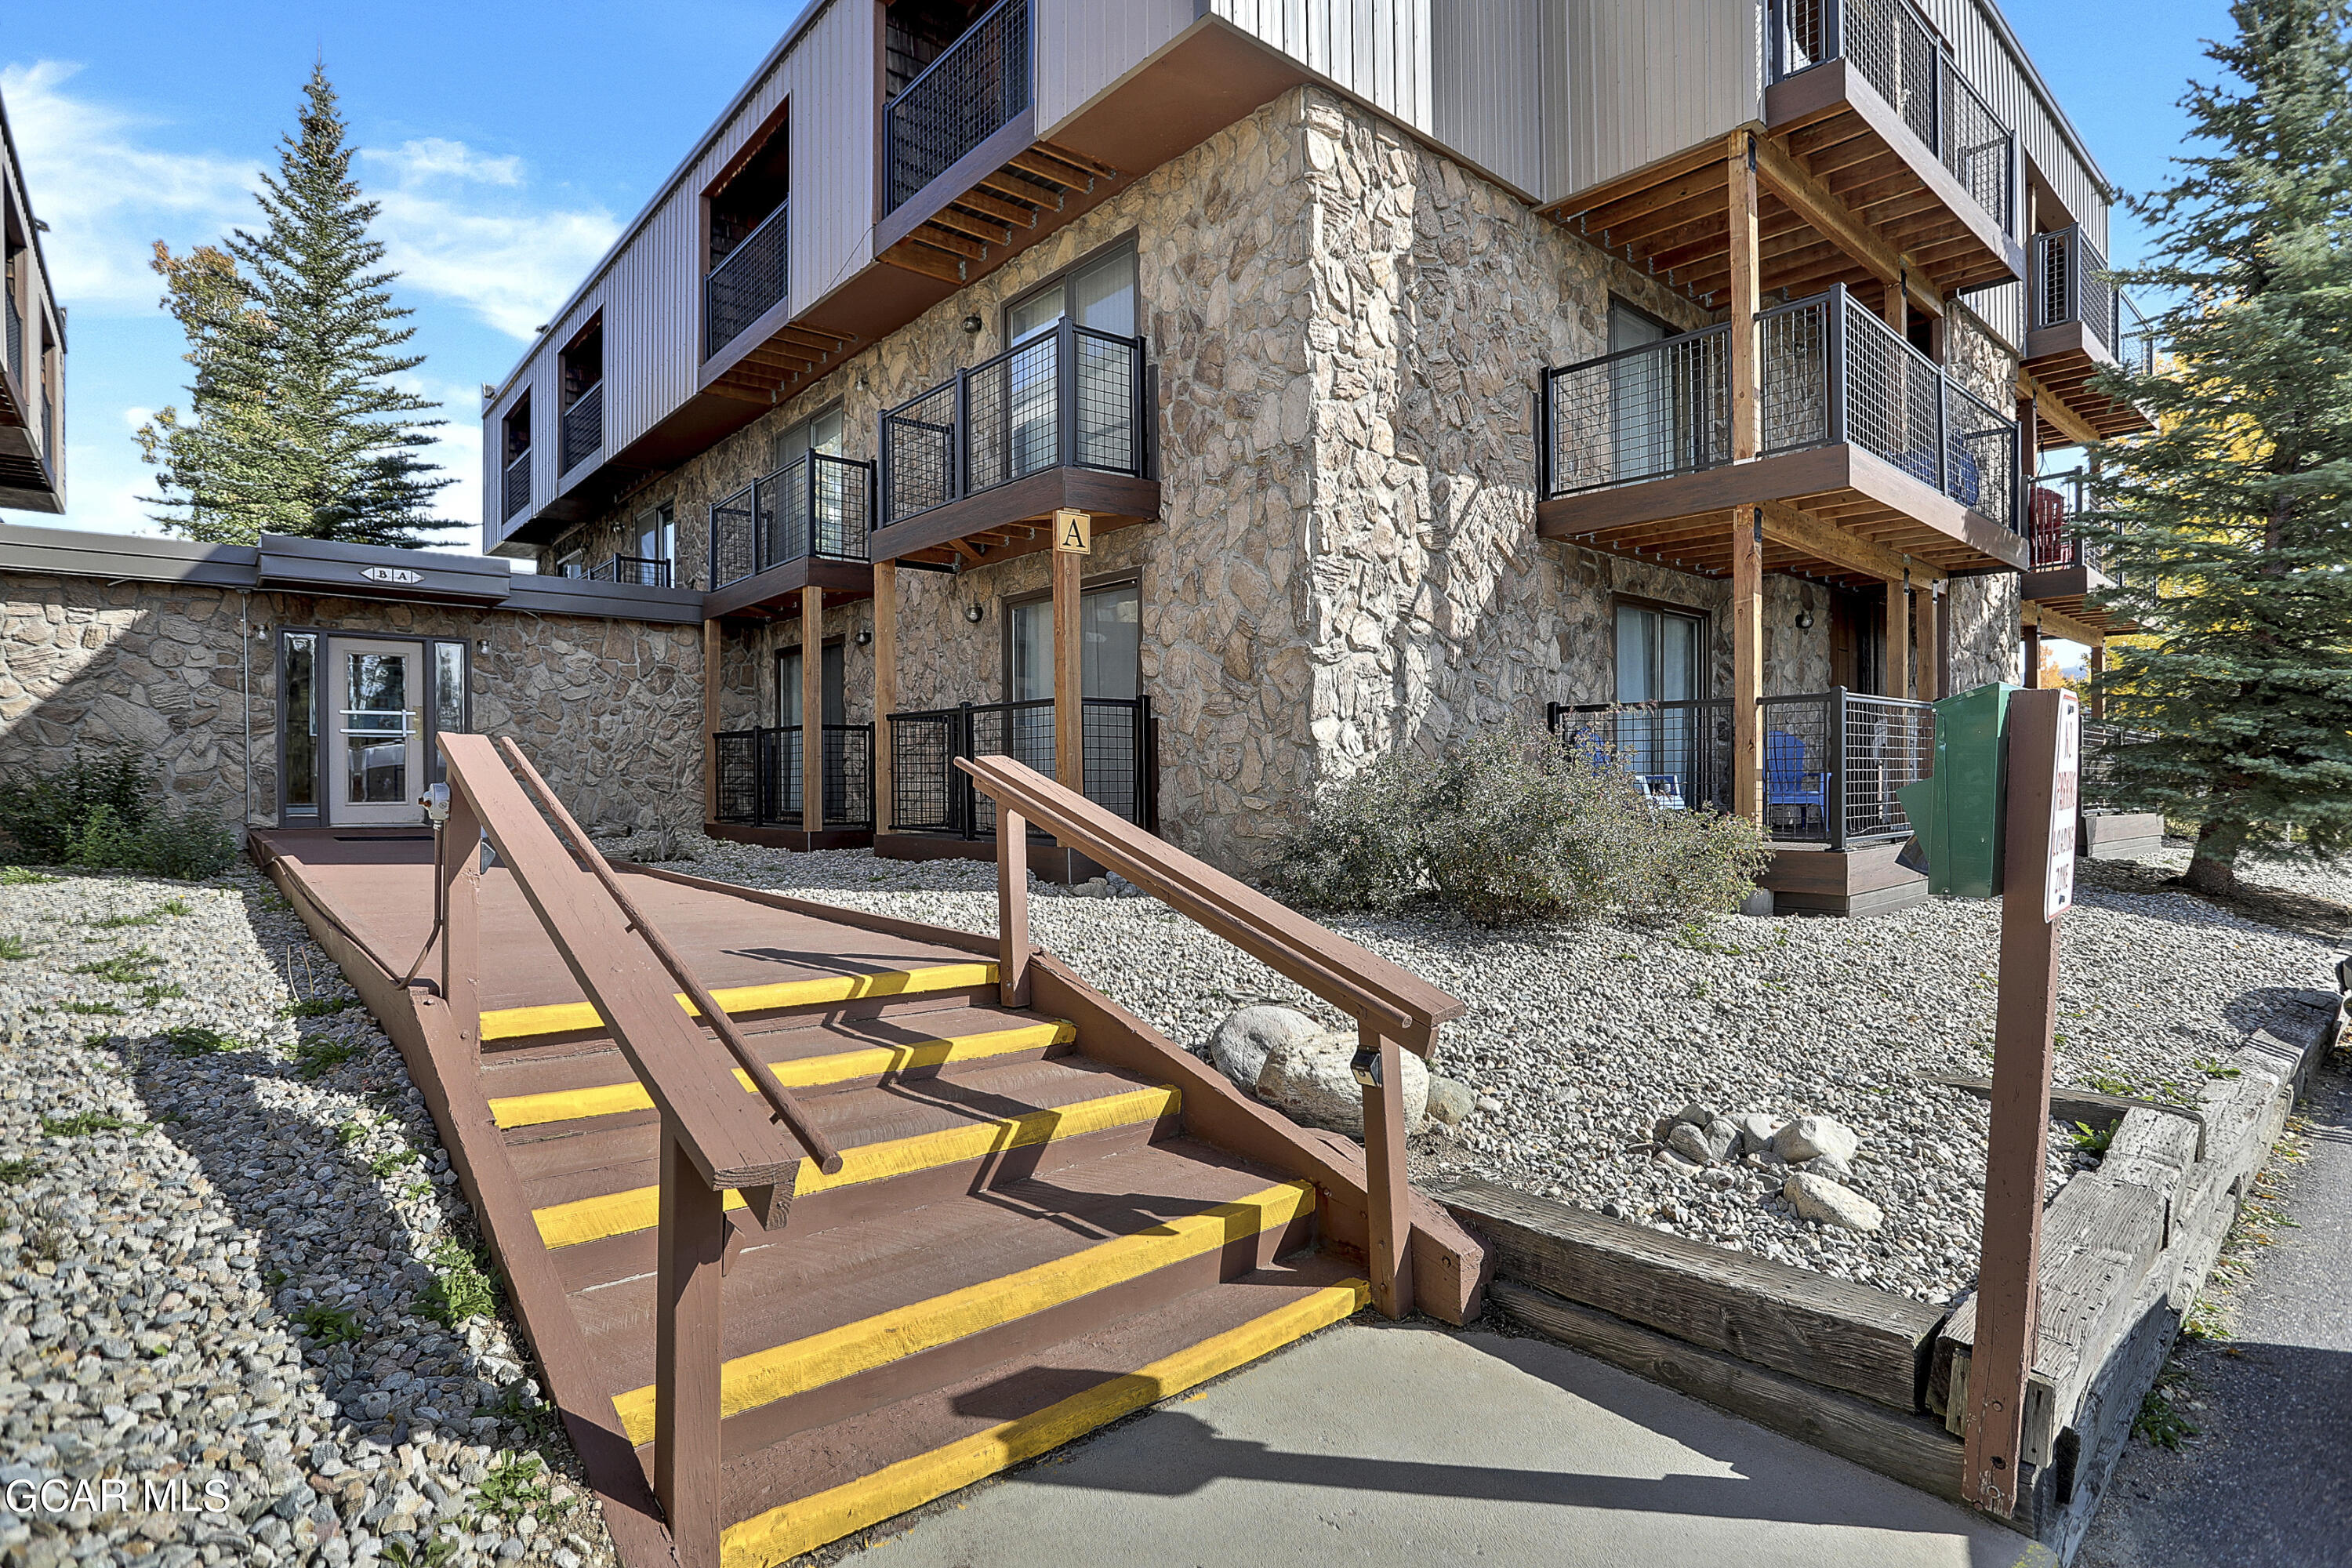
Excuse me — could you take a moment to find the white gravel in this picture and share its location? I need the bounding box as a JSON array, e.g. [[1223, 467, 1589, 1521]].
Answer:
[[2141, 836, 2352, 910], [0, 866, 619, 1568], [648, 832, 2342, 1308]]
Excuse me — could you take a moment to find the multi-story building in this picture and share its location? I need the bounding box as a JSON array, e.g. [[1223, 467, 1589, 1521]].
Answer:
[[481, 0, 2149, 908], [0, 84, 66, 514]]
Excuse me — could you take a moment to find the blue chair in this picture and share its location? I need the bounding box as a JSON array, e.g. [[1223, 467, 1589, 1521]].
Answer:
[[1766, 729, 1827, 832]]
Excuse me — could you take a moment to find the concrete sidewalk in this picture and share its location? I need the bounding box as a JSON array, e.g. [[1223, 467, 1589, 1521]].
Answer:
[[839, 1319, 2049, 1568], [2078, 1065, 2352, 1568]]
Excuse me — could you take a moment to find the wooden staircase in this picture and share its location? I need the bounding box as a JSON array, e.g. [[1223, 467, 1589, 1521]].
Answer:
[[256, 740, 1481, 1568]]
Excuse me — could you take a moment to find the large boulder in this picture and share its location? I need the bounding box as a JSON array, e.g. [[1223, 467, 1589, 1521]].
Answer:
[[1254, 1031, 1429, 1138], [1204, 1006, 1323, 1092], [1772, 1115, 1861, 1167], [1424, 1075, 1477, 1127], [1783, 1173, 1884, 1232]]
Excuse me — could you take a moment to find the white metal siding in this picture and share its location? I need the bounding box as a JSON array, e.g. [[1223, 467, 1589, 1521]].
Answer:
[[1428, 0, 1549, 198], [1559, 0, 1759, 200], [1035, 0, 1196, 132], [1209, 0, 1435, 132]]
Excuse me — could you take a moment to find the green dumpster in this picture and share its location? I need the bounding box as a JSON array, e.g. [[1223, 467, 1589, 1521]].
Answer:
[[1896, 683, 2016, 898]]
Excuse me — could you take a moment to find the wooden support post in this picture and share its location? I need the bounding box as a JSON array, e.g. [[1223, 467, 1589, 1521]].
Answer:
[[1727, 134, 1761, 464], [2022, 625, 2041, 689], [997, 801, 1030, 1008], [1051, 514, 1087, 798], [2089, 644, 2105, 720], [1883, 273, 1907, 332], [800, 586, 822, 837], [1964, 688, 2074, 1517], [1357, 1022, 1416, 1320], [700, 619, 721, 827], [1918, 584, 1944, 702], [653, 1127, 728, 1568], [437, 787, 483, 1072], [1732, 508, 1765, 822], [872, 562, 896, 840], [1886, 577, 1911, 700]]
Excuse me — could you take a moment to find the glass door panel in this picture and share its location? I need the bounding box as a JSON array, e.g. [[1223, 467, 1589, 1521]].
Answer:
[[325, 639, 423, 826]]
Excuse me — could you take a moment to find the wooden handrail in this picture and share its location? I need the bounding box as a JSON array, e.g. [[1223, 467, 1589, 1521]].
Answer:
[[953, 754, 1463, 1052], [956, 753, 1461, 1322], [495, 736, 844, 1184]]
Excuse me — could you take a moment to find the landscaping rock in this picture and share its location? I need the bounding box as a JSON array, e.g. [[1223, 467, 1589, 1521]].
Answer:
[[1784, 1173, 1886, 1232], [1425, 1075, 1476, 1127], [1254, 1031, 1428, 1138], [1700, 1117, 1743, 1163], [1665, 1121, 1718, 1167], [1730, 1111, 1784, 1154], [1204, 1005, 1323, 1093], [1674, 1101, 1718, 1129], [1773, 1115, 1862, 1166]]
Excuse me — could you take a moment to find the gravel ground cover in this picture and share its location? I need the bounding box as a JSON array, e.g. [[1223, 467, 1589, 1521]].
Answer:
[[644, 832, 2340, 1308], [0, 866, 619, 1568]]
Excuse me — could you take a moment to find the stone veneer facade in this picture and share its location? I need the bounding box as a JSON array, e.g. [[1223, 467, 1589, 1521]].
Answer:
[[0, 574, 704, 833], [548, 86, 2020, 872]]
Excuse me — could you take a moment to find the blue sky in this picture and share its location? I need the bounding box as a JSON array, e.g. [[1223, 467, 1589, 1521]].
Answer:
[[0, 0, 2235, 557]]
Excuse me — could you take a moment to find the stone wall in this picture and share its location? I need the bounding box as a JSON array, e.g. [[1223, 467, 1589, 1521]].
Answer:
[[0, 574, 706, 836]]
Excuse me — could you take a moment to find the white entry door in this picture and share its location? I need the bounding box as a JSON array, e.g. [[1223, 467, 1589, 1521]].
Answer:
[[327, 639, 423, 826]]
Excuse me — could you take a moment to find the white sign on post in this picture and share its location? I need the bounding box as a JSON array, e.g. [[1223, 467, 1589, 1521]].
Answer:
[[2045, 689, 2081, 921]]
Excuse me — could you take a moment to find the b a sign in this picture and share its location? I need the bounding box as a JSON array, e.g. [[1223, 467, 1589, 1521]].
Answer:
[[2044, 690, 2081, 921]]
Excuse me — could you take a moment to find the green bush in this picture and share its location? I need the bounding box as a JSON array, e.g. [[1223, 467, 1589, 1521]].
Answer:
[[66, 804, 240, 881], [0, 746, 238, 879], [1264, 723, 1772, 927]]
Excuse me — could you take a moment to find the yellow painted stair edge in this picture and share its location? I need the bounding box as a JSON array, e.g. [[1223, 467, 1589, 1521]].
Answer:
[[719, 1276, 1371, 1568], [612, 1177, 1316, 1447], [488, 1020, 1077, 1130], [532, 1083, 1181, 1251], [477, 961, 999, 1044]]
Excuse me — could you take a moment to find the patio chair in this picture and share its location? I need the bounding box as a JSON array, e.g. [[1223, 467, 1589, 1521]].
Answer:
[[1765, 728, 1827, 833]]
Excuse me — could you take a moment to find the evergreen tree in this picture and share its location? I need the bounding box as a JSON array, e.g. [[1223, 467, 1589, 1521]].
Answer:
[[138, 66, 452, 546], [2087, 0, 2352, 895]]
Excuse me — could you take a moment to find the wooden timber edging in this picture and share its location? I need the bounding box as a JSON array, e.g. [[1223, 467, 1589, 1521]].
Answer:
[[1437, 956, 2347, 1558]]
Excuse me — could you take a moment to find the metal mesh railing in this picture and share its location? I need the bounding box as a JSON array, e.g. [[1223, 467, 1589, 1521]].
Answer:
[[706, 201, 789, 361], [560, 383, 602, 474], [885, 696, 1154, 837], [5, 298, 19, 387], [880, 321, 1148, 524], [589, 554, 672, 587], [2027, 469, 2109, 574], [502, 453, 530, 521], [1548, 688, 1933, 847], [2080, 722, 2158, 813], [711, 724, 875, 829], [1770, 0, 2015, 233], [1541, 325, 1730, 495], [708, 453, 875, 590], [883, 0, 1030, 215], [1538, 285, 2020, 532]]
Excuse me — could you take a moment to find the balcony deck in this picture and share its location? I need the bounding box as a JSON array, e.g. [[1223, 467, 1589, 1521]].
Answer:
[[2023, 227, 2156, 441]]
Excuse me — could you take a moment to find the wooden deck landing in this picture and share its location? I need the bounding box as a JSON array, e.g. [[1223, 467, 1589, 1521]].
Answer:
[[249, 829, 1481, 1568]]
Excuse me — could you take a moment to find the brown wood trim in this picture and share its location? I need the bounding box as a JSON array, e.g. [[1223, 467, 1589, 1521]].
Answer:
[[867, 469, 1160, 564], [873, 107, 1044, 260], [615, 859, 1002, 958], [702, 554, 876, 621], [1538, 447, 1854, 541], [260, 854, 677, 1568], [1842, 447, 2032, 570], [2020, 564, 2099, 603]]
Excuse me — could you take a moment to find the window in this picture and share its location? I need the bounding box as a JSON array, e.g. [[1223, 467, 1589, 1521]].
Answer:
[[1005, 582, 1141, 702], [554, 543, 586, 579], [429, 641, 469, 784], [1613, 601, 1707, 800], [559, 322, 604, 472], [1007, 244, 1137, 344], [771, 408, 844, 472], [282, 633, 319, 816], [634, 503, 675, 565], [1003, 245, 1139, 477], [775, 641, 845, 728]]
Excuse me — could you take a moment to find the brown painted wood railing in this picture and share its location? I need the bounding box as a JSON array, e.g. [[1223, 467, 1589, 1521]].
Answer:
[[954, 753, 1465, 1319], [437, 732, 832, 1568]]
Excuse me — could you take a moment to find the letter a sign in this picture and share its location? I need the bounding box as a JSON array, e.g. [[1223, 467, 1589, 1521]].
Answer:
[[1053, 509, 1091, 555]]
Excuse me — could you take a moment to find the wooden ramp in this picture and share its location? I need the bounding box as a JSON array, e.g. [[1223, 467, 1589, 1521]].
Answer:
[[252, 758, 1481, 1568]]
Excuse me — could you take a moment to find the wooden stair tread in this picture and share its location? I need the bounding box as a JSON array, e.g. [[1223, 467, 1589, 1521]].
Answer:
[[478, 1003, 1076, 1119], [477, 956, 1000, 1046], [710, 1254, 1369, 1567]]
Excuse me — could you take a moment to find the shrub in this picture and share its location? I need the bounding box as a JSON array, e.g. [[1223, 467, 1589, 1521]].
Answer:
[[0, 746, 149, 862], [1264, 722, 1772, 927], [416, 1240, 503, 1328], [67, 804, 240, 881]]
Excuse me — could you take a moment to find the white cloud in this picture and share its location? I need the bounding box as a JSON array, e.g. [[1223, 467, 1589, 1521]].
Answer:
[[362, 137, 619, 342], [0, 60, 261, 313]]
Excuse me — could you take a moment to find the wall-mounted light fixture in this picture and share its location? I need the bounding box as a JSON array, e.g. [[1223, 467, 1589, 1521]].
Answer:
[[1795, 610, 1816, 631], [855, 628, 873, 646], [960, 314, 984, 336], [476, 639, 490, 654], [964, 604, 985, 623]]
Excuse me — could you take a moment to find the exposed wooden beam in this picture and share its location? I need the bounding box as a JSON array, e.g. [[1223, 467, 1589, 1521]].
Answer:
[[918, 205, 1014, 246], [1760, 501, 1947, 586], [2022, 601, 2107, 647], [1006, 150, 1092, 189], [947, 187, 1040, 229], [2017, 365, 2107, 449], [878, 243, 964, 285], [910, 225, 988, 260], [1756, 134, 1942, 320], [702, 382, 778, 405], [1036, 139, 1119, 180], [975, 169, 1061, 209]]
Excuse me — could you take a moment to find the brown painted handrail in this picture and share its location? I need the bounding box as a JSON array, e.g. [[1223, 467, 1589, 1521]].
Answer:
[[495, 736, 844, 1178], [954, 754, 1463, 1051]]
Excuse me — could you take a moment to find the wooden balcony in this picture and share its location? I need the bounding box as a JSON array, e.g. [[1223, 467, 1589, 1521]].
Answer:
[[1536, 287, 2030, 589], [701, 452, 877, 620], [2020, 470, 2137, 644], [1545, 0, 2022, 325], [2023, 227, 2156, 441]]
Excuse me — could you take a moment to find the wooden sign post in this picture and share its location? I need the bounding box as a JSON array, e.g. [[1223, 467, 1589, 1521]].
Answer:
[[1962, 686, 2079, 1515]]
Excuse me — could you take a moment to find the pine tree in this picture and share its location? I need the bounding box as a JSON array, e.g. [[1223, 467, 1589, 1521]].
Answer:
[[2087, 0, 2352, 895], [138, 66, 452, 546]]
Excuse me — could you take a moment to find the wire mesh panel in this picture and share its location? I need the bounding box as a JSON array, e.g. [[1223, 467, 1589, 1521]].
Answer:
[[882, 382, 957, 524], [888, 710, 964, 833], [1759, 296, 1832, 455], [1943, 378, 2017, 529], [754, 459, 799, 570], [1940, 71, 2013, 227], [502, 455, 530, 522], [1757, 695, 1836, 840], [1081, 698, 1149, 825], [589, 554, 671, 587], [886, 699, 1149, 836], [1540, 325, 1731, 498], [760, 727, 803, 824], [705, 203, 789, 361], [966, 335, 1060, 494], [1548, 700, 1736, 812], [708, 484, 757, 589], [1075, 329, 1138, 472], [559, 383, 602, 474], [2080, 724, 2158, 812], [823, 724, 875, 828], [713, 731, 758, 824], [811, 454, 873, 559], [1838, 692, 1933, 844], [883, 0, 1030, 215], [1841, 294, 1944, 489]]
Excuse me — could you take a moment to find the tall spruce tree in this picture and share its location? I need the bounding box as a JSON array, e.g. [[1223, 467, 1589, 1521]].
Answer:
[[2087, 0, 2352, 895], [138, 66, 452, 546]]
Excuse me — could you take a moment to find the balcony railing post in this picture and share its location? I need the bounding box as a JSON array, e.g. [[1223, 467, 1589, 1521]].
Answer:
[[1056, 318, 1076, 470], [958, 702, 978, 840], [1828, 688, 1850, 851], [953, 368, 971, 503], [1826, 0, 1842, 65], [1828, 283, 1849, 445]]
